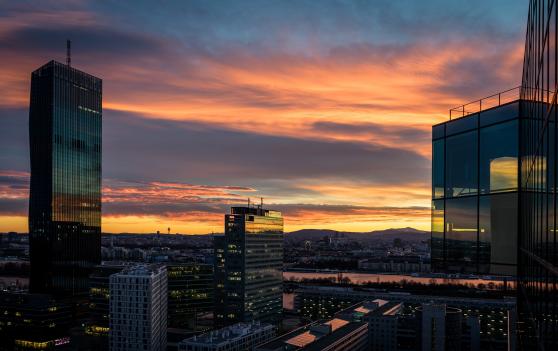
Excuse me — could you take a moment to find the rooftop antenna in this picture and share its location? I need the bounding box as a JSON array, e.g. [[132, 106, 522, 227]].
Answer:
[[247, 198, 250, 208], [260, 197, 263, 208], [66, 39, 71, 67]]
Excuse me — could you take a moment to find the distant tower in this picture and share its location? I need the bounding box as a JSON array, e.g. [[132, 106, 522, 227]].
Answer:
[[66, 39, 71, 66]]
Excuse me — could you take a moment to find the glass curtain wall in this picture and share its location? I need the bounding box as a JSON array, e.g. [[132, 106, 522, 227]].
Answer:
[[432, 102, 519, 275], [519, 0, 558, 349]]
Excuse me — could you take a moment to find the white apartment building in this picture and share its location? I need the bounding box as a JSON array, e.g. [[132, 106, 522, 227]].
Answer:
[[109, 264, 168, 351]]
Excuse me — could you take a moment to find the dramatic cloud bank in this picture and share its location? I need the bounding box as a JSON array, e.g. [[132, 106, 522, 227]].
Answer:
[[0, 0, 526, 233]]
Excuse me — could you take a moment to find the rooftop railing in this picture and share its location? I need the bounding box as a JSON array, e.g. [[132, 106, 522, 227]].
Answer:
[[449, 86, 521, 120], [449, 86, 554, 120]]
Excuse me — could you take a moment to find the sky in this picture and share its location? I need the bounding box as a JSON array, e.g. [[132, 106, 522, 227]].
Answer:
[[0, 0, 527, 234]]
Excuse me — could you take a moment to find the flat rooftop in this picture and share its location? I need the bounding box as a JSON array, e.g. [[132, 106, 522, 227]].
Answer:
[[182, 322, 273, 346]]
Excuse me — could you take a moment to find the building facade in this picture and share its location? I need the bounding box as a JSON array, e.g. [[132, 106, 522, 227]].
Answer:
[[28, 60, 102, 296], [417, 304, 462, 351], [109, 265, 168, 351], [84, 264, 125, 350], [214, 206, 284, 327], [518, 0, 558, 349], [0, 292, 73, 351], [167, 263, 214, 332], [432, 101, 520, 276], [178, 322, 275, 351]]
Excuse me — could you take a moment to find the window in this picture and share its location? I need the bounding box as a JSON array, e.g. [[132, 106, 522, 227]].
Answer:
[[479, 193, 517, 275], [446, 130, 478, 197], [445, 197, 477, 273], [480, 101, 519, 126], [431, 200, 444, 269], [433, 140, 444, 199], [479, 120, 518, 194]]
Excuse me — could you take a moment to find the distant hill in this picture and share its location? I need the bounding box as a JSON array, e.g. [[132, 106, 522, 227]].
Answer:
[[286, 227, 429, 243]]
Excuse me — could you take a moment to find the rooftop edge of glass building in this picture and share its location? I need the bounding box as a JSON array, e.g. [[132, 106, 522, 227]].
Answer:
[[432, 96, 521, 276], [518, 0, 558, 349], [28, 60, 102, 296]]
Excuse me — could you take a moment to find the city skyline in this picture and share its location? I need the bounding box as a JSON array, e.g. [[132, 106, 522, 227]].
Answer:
[[0, 1, 527, 234]]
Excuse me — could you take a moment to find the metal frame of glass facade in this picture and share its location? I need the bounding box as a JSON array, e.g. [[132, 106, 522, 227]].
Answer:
[[519, 0, 558, 349], [28, 60, 102, 296], [432, 101, 520, 276]]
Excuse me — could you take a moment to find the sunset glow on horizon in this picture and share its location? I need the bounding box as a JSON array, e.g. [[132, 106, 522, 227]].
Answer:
[[0, 1, 527, 234]]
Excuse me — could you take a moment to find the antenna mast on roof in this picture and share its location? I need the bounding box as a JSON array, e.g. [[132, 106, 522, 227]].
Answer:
[[66, 40, 71, 67]]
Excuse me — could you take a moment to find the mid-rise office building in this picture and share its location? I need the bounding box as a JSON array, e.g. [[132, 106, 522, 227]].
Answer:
[[83, 264, 125, 350], [178, 322, 275, 351], [167, 263, 214, 332], [109, 265, 167, 351], [432, 99, 520, 275], [0, 292, 72, 350], [214, 206, 284, 327], [28, 59, 102, 296]]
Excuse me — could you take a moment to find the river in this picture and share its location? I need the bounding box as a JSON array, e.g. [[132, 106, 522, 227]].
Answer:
[[283, 271, 515, 289]]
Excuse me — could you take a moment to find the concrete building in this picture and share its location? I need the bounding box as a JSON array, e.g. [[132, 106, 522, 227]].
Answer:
[[366, 301, 404, 351], [417, 304, 462, 351], [109, 265, 168, 351], [178, 322, 275, 351]]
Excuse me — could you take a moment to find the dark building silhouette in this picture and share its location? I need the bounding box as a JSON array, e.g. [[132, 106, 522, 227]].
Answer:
[[167, 263, 214, 332], [28, 60, 102, 296], [214, 206, 283, 327], [0, 292, 73, 350], [518, 0, 558, 349]]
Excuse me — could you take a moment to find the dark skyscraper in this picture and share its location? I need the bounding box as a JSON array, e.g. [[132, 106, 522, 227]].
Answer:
[[28, 60, 102, 296], [214, 206, 284, 327]]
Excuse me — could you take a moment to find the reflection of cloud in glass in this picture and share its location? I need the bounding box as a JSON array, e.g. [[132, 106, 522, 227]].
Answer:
[[489, 157, 517, 192]]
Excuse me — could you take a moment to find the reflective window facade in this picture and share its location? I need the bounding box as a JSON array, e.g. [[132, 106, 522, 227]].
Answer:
[[432, 102, 519, 275], [167, 263, 214, 332], [519, 1, 558, 349], [28, 61, 102, 296], [214, 207, 283, 327]]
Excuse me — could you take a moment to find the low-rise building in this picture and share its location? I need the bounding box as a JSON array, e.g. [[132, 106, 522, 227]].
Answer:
[[178, 322, 275, 351], [255, 301, 381, 351]]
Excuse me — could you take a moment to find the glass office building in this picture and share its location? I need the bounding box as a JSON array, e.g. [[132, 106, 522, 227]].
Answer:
[[214, 206, 284, 327], [432, 101, 520, 276], [518, 0, 558, 349], [28, 60, 102, 296], [167, 263, 214, 332]]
